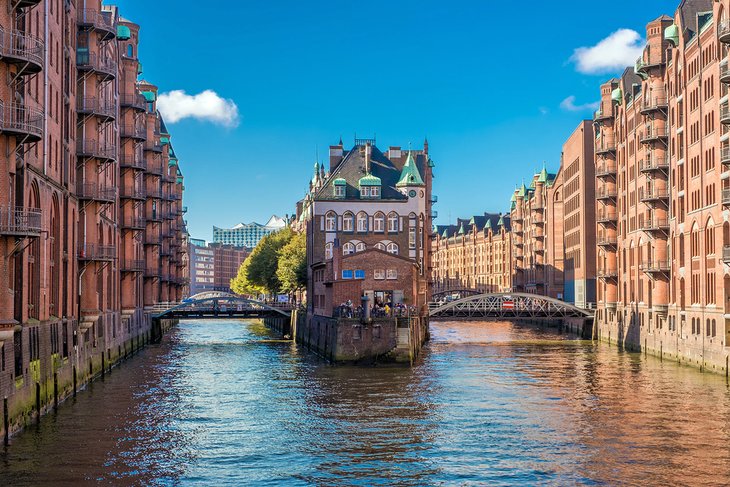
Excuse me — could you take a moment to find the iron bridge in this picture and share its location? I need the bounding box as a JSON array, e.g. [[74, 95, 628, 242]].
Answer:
[[430, 288, 482, 302], [152, 292, 292, 320], [428, 292, 593, 320]]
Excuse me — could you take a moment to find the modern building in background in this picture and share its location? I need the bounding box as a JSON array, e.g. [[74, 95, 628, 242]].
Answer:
[[0, 1, 188, 439], [213, 215, 286, 248], [188, 240, 249, 295]]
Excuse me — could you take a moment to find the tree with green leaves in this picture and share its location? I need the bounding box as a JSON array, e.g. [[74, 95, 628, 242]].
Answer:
[[230, 256, 264, 296], [276, 231, 307, 294], [232, 227, 295, 296]]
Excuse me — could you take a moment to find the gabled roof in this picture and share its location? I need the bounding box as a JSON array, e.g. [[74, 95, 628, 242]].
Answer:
[[396, 151, 425, 187], [679, 0, 713, 42]]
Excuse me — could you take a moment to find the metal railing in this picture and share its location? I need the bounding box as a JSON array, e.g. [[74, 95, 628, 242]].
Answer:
[[144, 141, 163, 152], [0, 102, 43, 140], [721, 61, 730, 82], [596, 163, 617, 177], [597, 268, 618, 278], [119, 153, 147, 170], [720, 19, 730, 42], [721, 104, 730, 124], [0, 27, 44, 71], [641, 125, 668, 142], [639, 187, 670, 202], [77, 138, 117, 161], [78, 243, 116, 261], [77, 9, 116, 36], [120, 185, 146, 200], [597, 235, 618, 246], [121, 216, 146, 230], [723, 188, 730, 205], [596, 187, 618, 200], [121, 259, 145, 272], [120, 123, 146, 140], [0, 206, 42, 236], [721, 146, 730, 165], [120, 92, 146, 110], [640, 260, 670, 273], [640, 97, 667, 113], [77, 96, 115, 119], [596, 211, 618, 223], [723, 245, 730, 263], [76, 51, 116, 78], [595, 138, 616, 153], [76, 182, 116, 202], [640, 155, 669, 172], [639, 218, 669, 231]]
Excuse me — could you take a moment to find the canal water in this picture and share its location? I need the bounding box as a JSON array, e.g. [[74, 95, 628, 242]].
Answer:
[[2, 319, 730, 486]]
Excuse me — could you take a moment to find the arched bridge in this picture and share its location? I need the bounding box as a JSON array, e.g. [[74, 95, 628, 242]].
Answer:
[[430, 288, 482, 302], [429, 292, 593, 320], [152, 292, 292, 320]]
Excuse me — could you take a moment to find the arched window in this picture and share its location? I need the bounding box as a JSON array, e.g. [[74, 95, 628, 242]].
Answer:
[[324, 242, 333, 260], [343, 242, 355, 255], [375, 242, 386, 251], [387, 212, 399, 233], [325, 211, 336, 231], [127, 44, 134, 58], [343, 212, 354, 232], [705, 218, 715, 255], [357, 212, 368, 232], [387, 242, 399, 255], [356, 242, 366, 252], [373, 212, 385, 233]]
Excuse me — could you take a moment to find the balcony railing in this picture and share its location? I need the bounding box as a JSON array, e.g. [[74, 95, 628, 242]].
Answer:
[[596, 164, 617, 178], [0, 206, 42, 236], [596, 188, 617, 200], [0, 102, 43, 141], [119, 153, 147, 171], [597, 235, 618, 247], [593, 108, 613, 123], [147, 211, 164, 223], [121, 259, 145, 272], [76, 182, 116, 203], [146, 187, 163, 199], [77, 96, 115, 121], [721, 104, 730, 125], [77, 138, 117, 161], [144, 141, 163, 153], [723, 188, 730, 206], [77, 9, 116, 39], [78, 243, 116, 261], [721, 61, 730, 84], [120, 185, 146, 200], [640, 260, 670, 274], [120, 123, 146, 140], [723, 245, 730, 264], [597, 268, 618, 279], [121, 216, 146, 230], [639, 187, 670, 203], [144, 232, 162, 245], [120, 92, 147, 111], [639, 218, 669, 232], [76, 51, 116, 79], [721, 146, 730, 166], [639, 97, 668, 114], [596, 211, 618, 223], [595, 138, 616, 154], [720, 19, 730, 43], [640, 156, 669, 173], [640, 126, 668, 144], [146, 161, 164, 176], [0, 27, 44, 75]]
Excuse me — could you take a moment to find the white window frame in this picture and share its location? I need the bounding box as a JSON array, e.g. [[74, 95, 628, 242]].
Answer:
[[324, 242, 333, 260], [343, 213, 354, 232], [343, 242, 355, 255], [387, 213, 398, 233], [334, 185, 345, 198], [355, 242, 366, 252], [374, 269, 385, 280], [357, 212, 368, 232], [325, 212, 336, 231], [387, 242, 399, 255], [373, 213, 385, 233], [375, 242, 386, 251], [386, 269, 398, 280]]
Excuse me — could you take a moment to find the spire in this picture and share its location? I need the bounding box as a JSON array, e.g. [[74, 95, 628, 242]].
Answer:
[[498, 214, 505, 227], [537, 162, 549, 184], [396, 150, 425, 187], [457, 222, 465, 235], [423, 136, 429, 155]]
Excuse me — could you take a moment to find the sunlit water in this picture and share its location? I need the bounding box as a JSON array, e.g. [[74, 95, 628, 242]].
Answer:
[[2, 319, 730, 486]]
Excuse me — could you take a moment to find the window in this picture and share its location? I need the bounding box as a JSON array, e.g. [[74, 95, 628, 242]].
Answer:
[[325, 242, 333, 260], [343, 212, 354, 232], [388, 212, 399, 233], [375, 242, 386, 251], [374, 212, 385, 232], [334, 185, 345, 198], [374, 269, 385, 280], [387, 269, 398, 279], [355, 242, 366, 252], [343, 242, 355, 255], [342, 270, 354, 279], [409, 227, 416, 249], [357, 212, 368, 232], [126, 44, 134, 58], [387, 242, 399, 255], [355, 270, 365, 279], [325, 212, 336, 231], [370, 186, 380, 198]]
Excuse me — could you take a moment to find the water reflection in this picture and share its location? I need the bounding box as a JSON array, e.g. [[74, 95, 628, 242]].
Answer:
[[1, 319, 730, 486]]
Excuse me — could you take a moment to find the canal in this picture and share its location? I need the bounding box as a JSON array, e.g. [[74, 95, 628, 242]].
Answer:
[[2, 319, 730, 485]]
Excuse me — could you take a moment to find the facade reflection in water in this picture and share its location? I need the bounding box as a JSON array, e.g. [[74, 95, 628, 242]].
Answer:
[[1, 320, 730, 486]]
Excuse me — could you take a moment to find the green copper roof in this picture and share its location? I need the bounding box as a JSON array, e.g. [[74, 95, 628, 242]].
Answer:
[[537, 165, 549, 183], [169, 158, 178, 166], [664, 24, 679, 47], [117, 25, 131, 40], [517, 182, 527, 198], [498, 215, 505, 227], [359, 173, 382, 186], [141, 90, 156, 102], [428, 157, 435, 168], [484, 219, 493, 231], [396, 151, 425, 187], [314, 161, 319, 173], [177, 176, 184, 184], [611, 87, 622, 104], [457, 223, 465, 235], [442, 228, 449, 238], [333, 178, 346, 185], [160, 136, 170, 145], [510, 192, 516, 202]]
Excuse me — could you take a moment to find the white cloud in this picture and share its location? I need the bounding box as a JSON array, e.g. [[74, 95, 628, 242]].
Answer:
[[157, 89, 239, 127], [560, 96, 600, 112], [539, 107, 549, 116], [570, 29, 645, 74]]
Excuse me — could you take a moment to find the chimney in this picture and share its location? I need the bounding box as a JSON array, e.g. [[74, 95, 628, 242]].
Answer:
[[388, 146, 402, 163], [423, 137, 429, 155], [329, 141, 344, 172], [365, 142, 371, 173]]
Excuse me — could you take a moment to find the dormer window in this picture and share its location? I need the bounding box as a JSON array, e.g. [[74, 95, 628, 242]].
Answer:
[[358, 174, 382, 199], [333, 178, 346, 198]]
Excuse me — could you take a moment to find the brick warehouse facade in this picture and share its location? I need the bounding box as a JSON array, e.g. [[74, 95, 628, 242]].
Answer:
[[593, 0, 730, 373], [0, 1, 188, 438]]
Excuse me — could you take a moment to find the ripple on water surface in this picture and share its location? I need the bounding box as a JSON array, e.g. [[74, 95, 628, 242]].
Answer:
[[1, 319, 730, 486]]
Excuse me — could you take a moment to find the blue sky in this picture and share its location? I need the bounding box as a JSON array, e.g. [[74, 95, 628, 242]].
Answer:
[[110, 0, 673, 241]]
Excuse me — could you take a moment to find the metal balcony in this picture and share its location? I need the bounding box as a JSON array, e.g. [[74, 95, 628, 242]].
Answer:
[[0, 28, 44, 75], [146, 188, 163, 199], [0, 102, 43, 141], [597, 268, 618, 280], [639, 218, 669, 233], [121, 216, 146, 230], [77, 139, 117, 162], [119, 153, 147, 171], [144, 232, 162, 245], [147, 211, 164, 223], [639, 187, 670, 204], [593, 108, 613, 123], [723, 245, 730, 264], [511, 215, 523, 223], [640, 260, 670, 275], [120, 123, 146, 141], [77, 9, 116, 41], [120, 92, 146, 112], [0, 206, 42, 236], [723, 188, 730, 206], [120, 185, 146, 201], [144, 140, 163, 153], [596, 188, 617, 201], [144, 268, 161, 279], [597, 236, 618, 248], [14, 0, 43, 8], [722, 146, 730, 167], [596, 212, 618, 224], [121, 259, 145, 273], [146, 162, 164, 176], [721, 62, 730, 84], [595, 138, 616, 155], [78, 243, 115, 262], [640, 156, 669, 173], [76, 182, 116, 203], [640, 126, 668, 144], [76, 51, 116, 80], [596, 164, 617, 178], [720, 19, 730, 44], [639, 97, 668, 114], [721, 104, 730, 125], [77, 97, 115, 122]]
